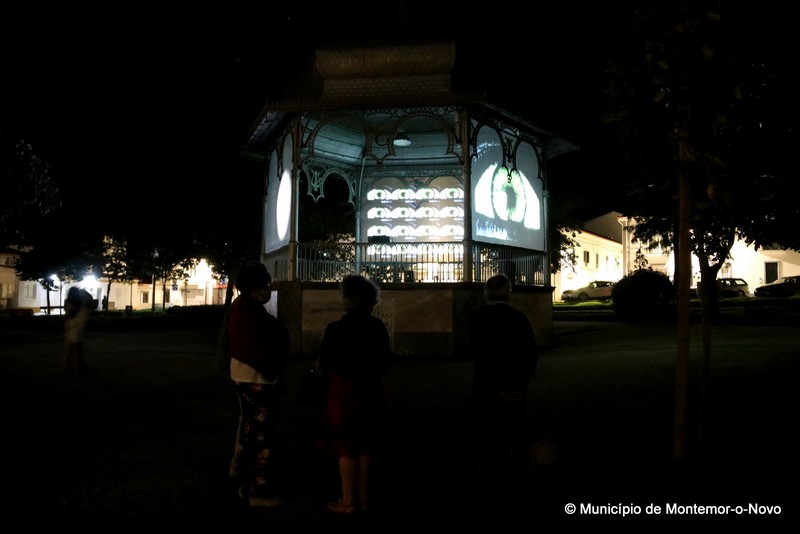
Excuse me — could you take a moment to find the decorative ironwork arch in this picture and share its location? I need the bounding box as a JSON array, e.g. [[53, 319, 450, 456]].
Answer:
[[303, 113, 369, 160], [470, 122, 508, 168], [511, 135, 544, 182], [469, 120, 545, 180], [369, 109, 462, 168], [301, 157, 357, 205]]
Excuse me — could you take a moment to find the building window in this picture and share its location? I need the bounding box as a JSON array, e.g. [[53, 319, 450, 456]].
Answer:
[[595, 253, 599, 269], [23, 283, 37, 299], [185, 288, 205, 299], [140, 291, 150, 304], [583, 251, 590, 265]]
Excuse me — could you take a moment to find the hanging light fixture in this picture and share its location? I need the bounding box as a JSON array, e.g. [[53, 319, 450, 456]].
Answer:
[[393, 130, 412, 147]]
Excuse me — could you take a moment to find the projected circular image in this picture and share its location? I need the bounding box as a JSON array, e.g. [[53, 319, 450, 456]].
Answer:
[[368, 207, 390, 219], [440, 224, 464, 238], [367, 189, 391, 200], [438, 206, 463, 218], [276, 170, 292, 240], [391, 206, 413, 219], [368, 225, 391, 236], [391, 225, 414, 237], [439, 187, 463, 199], [491, 166, 526, 222], [415, 206, 437, 218], [415, 225, 437, 237], [415, 188, 435, 200], [392, 188, 414, 200]]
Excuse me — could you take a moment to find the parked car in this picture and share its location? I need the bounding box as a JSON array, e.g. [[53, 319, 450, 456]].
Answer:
[[754, 275, 800, 298], [561, 281, 615, 302], [690, 277, 750, 299], [716, 277, 750, 298]]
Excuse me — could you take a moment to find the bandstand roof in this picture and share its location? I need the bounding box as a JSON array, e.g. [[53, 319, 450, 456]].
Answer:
[[241, 39, 577, 166]]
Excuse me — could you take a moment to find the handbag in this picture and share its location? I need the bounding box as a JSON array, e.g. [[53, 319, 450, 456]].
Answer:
[[296, 368, 327, 408]]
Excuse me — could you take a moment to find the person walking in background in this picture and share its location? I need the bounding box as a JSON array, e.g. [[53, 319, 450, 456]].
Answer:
[[317, 275, 391, 516], [63, 286, 95, 374], [468, 273, 538, 507], [227, 261, 289, 507]]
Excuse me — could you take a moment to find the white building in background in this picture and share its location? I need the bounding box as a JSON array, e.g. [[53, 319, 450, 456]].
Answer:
[[0, 249, 20, 311], [0, 252, 228, 315], [552, 223, 624, 302], [710, 240, 800, 287], [553, 211, 800, 302]]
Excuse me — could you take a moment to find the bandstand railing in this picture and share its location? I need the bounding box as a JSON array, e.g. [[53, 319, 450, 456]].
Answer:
[[263, 242, 548, 286]]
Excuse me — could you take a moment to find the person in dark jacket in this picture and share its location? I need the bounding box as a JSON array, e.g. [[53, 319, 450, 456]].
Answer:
[[227, 262, 288, 507], [318, 275, 391, 515], [469, 273, 538, 506], [63, 286, 95, 374]]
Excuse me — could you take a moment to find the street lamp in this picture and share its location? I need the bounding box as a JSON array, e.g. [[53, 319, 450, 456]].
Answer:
[[152, 249, 159, 312]]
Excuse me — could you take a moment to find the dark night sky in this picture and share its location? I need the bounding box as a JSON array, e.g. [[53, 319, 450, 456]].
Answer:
[[2, 3, 635, 235]]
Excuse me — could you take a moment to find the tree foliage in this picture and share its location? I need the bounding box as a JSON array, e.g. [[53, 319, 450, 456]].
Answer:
[[14, 231, 96, 314], [298, 173, 355, 243], [0, 135, 62, 249], [603, 0, 800, 307], [99, 235, 131, 311]]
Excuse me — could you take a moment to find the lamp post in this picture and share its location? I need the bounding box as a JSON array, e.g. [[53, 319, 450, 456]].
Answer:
[[152, 249, 159, 313], [50, 274, 60, 316]]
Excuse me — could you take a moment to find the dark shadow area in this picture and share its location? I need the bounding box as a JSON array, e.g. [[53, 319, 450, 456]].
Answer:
[[1, 312, 797, 529]]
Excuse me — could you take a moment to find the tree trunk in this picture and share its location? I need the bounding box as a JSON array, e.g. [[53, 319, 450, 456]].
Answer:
[[105, 280, 113, 311], [674, 164, 692, 461], [696, 251, 722, 459]]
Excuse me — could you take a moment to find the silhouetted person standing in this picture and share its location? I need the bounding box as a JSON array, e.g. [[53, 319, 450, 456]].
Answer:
[[318, 275, 391, 515], [469, 274, 538, 506], [227, 262, 288, 507], [63, 286, 95, 374]]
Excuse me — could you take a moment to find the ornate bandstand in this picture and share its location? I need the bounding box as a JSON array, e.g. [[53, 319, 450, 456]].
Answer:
[[241, 40, 575, 357]]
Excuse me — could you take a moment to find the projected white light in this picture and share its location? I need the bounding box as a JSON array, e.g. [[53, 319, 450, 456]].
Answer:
[[276, 169, 292, 241]]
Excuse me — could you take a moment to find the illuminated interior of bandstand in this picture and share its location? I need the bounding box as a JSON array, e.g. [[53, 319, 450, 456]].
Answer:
[[260, 105, 570, 288]]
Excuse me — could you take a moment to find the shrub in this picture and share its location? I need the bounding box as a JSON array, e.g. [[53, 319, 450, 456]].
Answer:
[[612, 269, 673, 319]]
